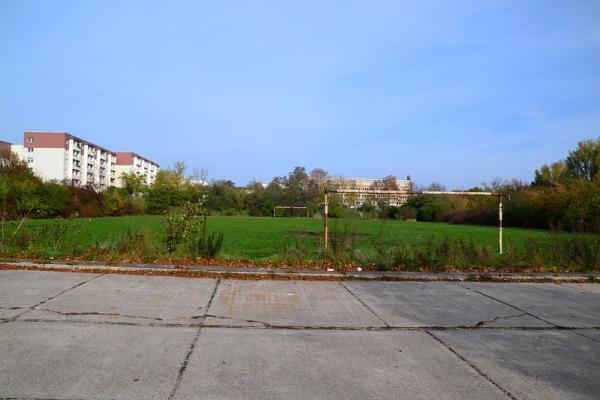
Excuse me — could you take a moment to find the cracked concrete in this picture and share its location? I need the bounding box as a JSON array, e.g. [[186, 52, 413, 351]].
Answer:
[[432, 329, 600, 400], [461, 282, 600, 328], [342, 281, 552, 328], [206, 280, 386, 327], [1, 270, 599, 399]]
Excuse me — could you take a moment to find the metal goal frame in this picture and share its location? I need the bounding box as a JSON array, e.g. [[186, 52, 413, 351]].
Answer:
[[323, 189, 505, 254], [273, 206, 310, 218]]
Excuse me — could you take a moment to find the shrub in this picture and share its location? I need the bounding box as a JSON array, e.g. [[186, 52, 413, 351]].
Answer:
[[322, 223, 359, 265], [163, 197, 224, 260], [113, 226, 157, 260]]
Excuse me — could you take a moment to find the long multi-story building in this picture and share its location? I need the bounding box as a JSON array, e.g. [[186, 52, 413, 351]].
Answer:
[[1, 132, 159, 190], [114, 152, 159, 186], [326, 176, 413, 207]]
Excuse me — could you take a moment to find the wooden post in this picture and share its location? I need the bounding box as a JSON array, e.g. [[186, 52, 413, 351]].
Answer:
[[324, 192, 329, 249], [499, 195, 503, 254]]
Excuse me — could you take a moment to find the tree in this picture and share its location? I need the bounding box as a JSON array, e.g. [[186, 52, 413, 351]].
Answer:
[[382, 175, 398, 190], [564, 138, 600, 182], [309, 168, 328, 187], [533, 161, 566, 187], [120, 172, 146, 195], [426, 182, 447, 191], [285, 167, 309, 206]]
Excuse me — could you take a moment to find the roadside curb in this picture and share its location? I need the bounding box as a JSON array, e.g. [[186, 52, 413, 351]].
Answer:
[[1, 260, 599, 283]]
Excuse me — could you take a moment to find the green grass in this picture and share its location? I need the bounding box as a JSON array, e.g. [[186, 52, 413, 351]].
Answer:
[[7, 215, 552, 262]]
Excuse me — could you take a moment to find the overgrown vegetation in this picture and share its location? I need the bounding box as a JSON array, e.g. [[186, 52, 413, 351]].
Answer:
[[163, 198, 223, 260], [1, 138, 599, 271], [2, 138, 600, 234], [0, 215, 598, 271]]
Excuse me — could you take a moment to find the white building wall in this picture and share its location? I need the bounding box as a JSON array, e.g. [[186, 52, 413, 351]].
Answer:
[[9, 144, 25, 159], [68, 138, 83, 185], [26, 147, 66, 182], [108, 153, 116, 187], [114, 165, 132, 188]]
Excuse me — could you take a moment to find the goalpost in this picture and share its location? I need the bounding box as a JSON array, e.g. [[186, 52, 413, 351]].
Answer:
[[273, 206, 309, 218], [323, 189, 505, 254]]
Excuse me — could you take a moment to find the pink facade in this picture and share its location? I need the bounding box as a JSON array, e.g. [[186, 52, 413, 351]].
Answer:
[[23, 132, 68, 149], [23, 131, 114, 155], [115, 152, 134, 165], [0, 140, 12, 154]]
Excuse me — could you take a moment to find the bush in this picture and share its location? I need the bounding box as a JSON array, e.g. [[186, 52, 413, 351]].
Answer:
[[163, 198, 224, 260], [322, 223, 359, 265], [113, 226, 157, 260]]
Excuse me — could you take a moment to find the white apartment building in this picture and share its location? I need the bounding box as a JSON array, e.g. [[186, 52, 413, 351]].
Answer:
[[115, 152, 159, 187], [326, 176, 413, 207], [13, 132, 117, 189], [2, 132, 159, 190]]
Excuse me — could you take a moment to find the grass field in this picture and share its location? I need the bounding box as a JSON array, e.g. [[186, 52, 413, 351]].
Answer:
[[10, 215, 552, 262]]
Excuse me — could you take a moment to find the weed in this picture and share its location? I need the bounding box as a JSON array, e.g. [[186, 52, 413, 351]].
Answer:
[[113, 226, 157, 260]]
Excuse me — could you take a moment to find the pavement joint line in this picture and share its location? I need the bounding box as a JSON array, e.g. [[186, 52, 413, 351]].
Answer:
[[8, 318, 600, 331], [167, 326, 204, 400], [339, 281, 391, 328], [425, 330, 518, 400], [573, 331, 600, 345], [34, 273, 105, 309], [29, 308, 204, 322], [204, 279, 220, 316], [459, 284, 557, 327], [474, 313, 528, 327], [205, 313, 270, 327], [165, 280, 221, 400], [0, 274, 106, 324]]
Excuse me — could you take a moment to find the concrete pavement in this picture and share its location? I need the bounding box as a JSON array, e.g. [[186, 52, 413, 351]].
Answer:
[[1, 270, 599, 399]]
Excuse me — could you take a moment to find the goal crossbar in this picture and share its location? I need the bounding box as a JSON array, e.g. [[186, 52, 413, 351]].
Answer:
[[273, 206, 309, 218], [323, 189, 505, 254]]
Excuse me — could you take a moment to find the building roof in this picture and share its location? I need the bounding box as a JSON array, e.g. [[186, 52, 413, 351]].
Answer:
[[114, 151, 159, 167], [23, 131, 116, 155]]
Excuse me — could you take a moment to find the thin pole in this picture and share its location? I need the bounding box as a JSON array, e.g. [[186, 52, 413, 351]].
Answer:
[[499, 195, 503, 254], [324, 192, 329, 249]]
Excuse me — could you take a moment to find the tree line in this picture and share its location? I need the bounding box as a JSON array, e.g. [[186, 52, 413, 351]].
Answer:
[[1, 137, 599, 232]]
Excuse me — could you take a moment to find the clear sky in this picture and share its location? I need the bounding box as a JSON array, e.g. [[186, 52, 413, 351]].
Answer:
[[1, 1, 599, 188]]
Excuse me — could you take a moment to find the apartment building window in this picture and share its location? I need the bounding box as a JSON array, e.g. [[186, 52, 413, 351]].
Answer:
[[27, 137, 33, 143], [28, 148, 34, 153], [27, 157, 33, 163]]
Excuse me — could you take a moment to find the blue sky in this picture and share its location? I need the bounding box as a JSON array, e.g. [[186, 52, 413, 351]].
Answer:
[[1, 0, 599, 188]]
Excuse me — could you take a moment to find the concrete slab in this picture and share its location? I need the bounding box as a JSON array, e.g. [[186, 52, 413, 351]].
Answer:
[[343, 281, 550, 327], [562, 283, 600, 295], [433, 330, 600, 400], [174, 328, 508, 400], [0, 270, 99, 307], [576, 330, 600, 343], [462, 282, 600, 327], [36, 274, 217, 323], [0, 321, 196, 399], [207, 280, 385, 327], [0, 309, 25, 320]]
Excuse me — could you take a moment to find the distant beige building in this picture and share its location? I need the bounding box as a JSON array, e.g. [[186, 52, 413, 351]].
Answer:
[[114, 152, 160, 187], [326, 177, 413, 207]]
